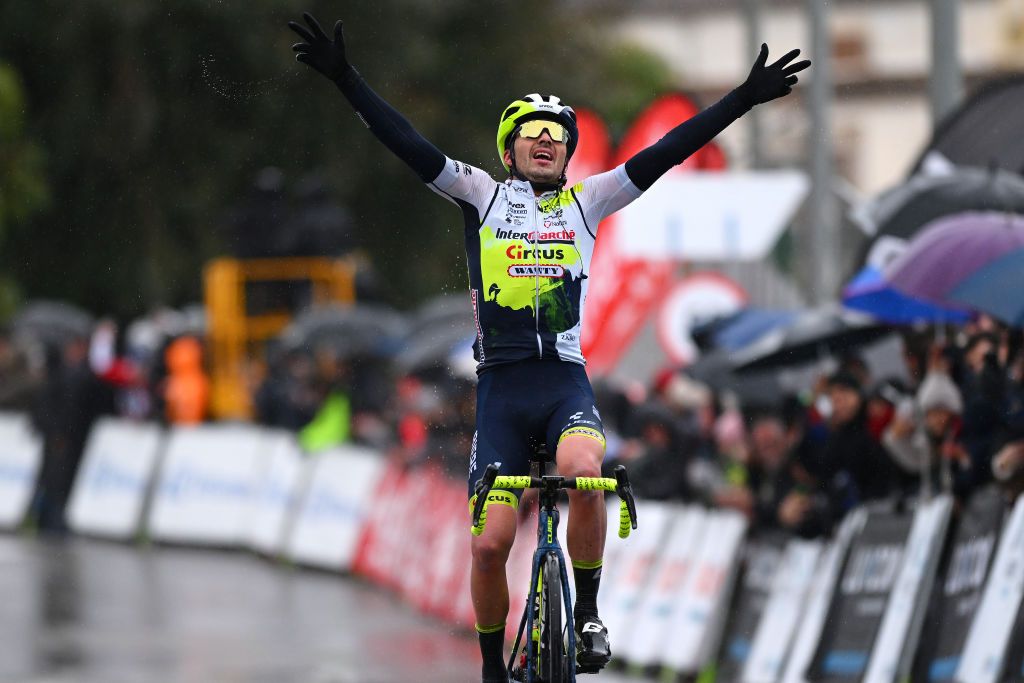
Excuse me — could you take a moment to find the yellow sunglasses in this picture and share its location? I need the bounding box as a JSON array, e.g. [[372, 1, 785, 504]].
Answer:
[[515, 119, 569, 144]]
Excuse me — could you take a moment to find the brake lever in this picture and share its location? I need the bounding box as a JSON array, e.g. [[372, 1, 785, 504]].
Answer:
[[472, 463, 501, 527]]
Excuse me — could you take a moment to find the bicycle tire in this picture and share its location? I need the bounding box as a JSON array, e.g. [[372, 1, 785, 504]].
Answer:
[[538, 551, 566, 683]]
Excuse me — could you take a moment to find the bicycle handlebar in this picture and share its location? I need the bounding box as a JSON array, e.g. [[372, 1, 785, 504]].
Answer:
[[471, 463, 638, 538]]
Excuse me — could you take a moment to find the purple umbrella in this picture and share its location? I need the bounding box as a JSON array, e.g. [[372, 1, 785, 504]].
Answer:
[[884, 211, 1024, 304]]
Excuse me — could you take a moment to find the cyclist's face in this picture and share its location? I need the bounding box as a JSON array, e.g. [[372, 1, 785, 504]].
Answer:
[[504, 130, 567, 185]]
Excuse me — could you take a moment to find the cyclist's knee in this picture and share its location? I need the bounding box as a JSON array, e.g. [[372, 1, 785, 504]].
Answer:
[[471, 526, 515, 571], [469, 498, 517, 571]]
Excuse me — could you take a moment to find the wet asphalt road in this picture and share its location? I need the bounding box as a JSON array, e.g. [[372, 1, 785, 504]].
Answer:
[[0, 536, 646, 683]]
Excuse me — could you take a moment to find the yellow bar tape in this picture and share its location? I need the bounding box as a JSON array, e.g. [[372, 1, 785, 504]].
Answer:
[[574, 477, 617, 492], [618, 500, 632, 539], [492, 475, 533, 490]]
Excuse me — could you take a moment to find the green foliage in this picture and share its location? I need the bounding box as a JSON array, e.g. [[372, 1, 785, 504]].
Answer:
[[0, 63, 49, 251], [0, 0, 673, 317]]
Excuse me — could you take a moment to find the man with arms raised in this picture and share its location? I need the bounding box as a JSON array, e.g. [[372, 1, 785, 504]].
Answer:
[[289, 13, 809, 681]]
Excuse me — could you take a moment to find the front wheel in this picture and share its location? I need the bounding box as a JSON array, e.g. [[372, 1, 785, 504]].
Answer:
[[538, 551, 567, 683]]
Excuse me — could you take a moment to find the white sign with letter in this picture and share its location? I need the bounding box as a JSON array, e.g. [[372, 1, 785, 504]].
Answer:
[[66, 418, 164, 539], [955, 495, 1024, 683], [864, 495, 953, 683], [623, 505, 707, 667], [147, 424, 265, 546], [663, 509, 748, 673], [0, 412, 42, 530], [246, 430, 304, 557], [743, 539, 823, 683], [285, 445, 385, 571]]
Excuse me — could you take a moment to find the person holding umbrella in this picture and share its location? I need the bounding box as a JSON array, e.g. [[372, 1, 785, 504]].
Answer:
[[288, 12, 809, 681]]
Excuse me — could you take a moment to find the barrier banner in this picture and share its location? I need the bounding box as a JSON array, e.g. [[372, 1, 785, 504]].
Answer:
[[807, 507, 914, 682], [663, 509, 748, 674], [0, 412, 42, 530], [600, 501, 673, 658], [285, 445, 385, 571], [864, 495, 954, 683], [912, 487, 1005, 682], [955, 495, 1024, 683], [711, 532, 787, 682], [421, 480, 469, 623], [743, 539, 824, 683], [1000, 593, 1024, 683], [146, 424, 265, 546], [65, 418, 163, 540], [782, 509, 867, 683], [246, 431, 303, 557], [623, 505, 707, 667], [397, 466, 448, 606], [351, 461, 407, 585]]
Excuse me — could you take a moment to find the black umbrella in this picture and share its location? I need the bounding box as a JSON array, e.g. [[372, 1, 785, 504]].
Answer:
[[395, 318, 477, 374], [852, 166, 1024, 243], [910, 75, 1024, 176], [684, 350, 785, 409], [405, 294, 474, 338], [730, 306, 891, 373], [10, 300, 94, 346], [279, 304, 409, 358]]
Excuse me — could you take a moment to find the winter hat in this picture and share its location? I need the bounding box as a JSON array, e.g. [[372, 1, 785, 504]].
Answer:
[[916, 371, 963, 415]]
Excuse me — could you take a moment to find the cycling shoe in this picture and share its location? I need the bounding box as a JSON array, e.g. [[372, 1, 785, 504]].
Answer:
[[574, 614, 611, 674]]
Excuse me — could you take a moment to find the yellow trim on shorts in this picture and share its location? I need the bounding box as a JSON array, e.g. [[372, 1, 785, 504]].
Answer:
[[557, 426, 606, 448]]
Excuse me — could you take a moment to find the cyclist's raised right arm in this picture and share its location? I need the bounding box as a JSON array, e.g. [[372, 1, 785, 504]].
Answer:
[[289, 13, 444, 183]]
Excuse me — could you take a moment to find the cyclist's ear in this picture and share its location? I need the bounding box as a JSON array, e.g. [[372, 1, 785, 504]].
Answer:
[[502, 146, 513, 170]]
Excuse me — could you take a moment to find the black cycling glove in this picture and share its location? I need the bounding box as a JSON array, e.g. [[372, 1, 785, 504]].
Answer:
[[289, 12, 351, 82], [736, 44, 812, 108]]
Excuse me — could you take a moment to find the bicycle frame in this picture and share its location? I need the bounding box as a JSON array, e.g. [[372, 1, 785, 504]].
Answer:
[[508, 475, 577, 682]]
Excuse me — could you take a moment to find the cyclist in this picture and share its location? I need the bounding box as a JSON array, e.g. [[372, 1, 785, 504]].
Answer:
[[289, 13, 809, 682]]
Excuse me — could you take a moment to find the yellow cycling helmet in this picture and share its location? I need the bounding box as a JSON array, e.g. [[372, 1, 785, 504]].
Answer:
[[496, 93, 579, 173]]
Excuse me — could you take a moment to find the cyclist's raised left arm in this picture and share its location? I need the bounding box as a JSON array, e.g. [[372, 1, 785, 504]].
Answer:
[[623, 44, 811, 192]]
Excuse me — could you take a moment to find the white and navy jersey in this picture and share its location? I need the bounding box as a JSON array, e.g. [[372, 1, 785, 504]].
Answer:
[[429, 159, 641, 370]]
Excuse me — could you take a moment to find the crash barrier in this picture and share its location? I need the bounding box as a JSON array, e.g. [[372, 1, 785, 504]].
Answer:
[[2, 410, 1024, 682]]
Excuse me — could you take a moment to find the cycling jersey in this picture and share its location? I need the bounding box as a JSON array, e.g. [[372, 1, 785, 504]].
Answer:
[[429, 159, 641, 370]]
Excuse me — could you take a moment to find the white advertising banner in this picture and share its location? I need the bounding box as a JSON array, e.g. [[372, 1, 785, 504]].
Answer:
[[146, 424, 265, 546], [864, 495, 954, 683], [663, 509, 748, 673], [65, 418, 163, 539], [615, 170, 808, 261], [246, 431, 304, 557], [623, 505, 707, 666], [285, 445, 385, 571], [955, 496, 1024, 683], [599, 501, 673, 655], [781, 508, 868, 683], [0, 412, 42, 530], [743, 539, 824, 683]]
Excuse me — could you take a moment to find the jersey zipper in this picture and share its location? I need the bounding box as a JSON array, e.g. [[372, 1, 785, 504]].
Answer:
[[532, 195, 542, 358]]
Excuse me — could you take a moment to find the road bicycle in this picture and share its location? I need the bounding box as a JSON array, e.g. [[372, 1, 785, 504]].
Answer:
[[471, 459, 638, 683]]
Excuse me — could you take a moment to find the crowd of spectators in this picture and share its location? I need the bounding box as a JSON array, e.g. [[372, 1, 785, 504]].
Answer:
[[5, 309, 1024, 540]]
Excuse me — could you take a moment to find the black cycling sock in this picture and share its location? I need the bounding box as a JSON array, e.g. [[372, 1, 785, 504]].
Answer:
[[477, 623, 506, 679], [572, 560, 602, 621]]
